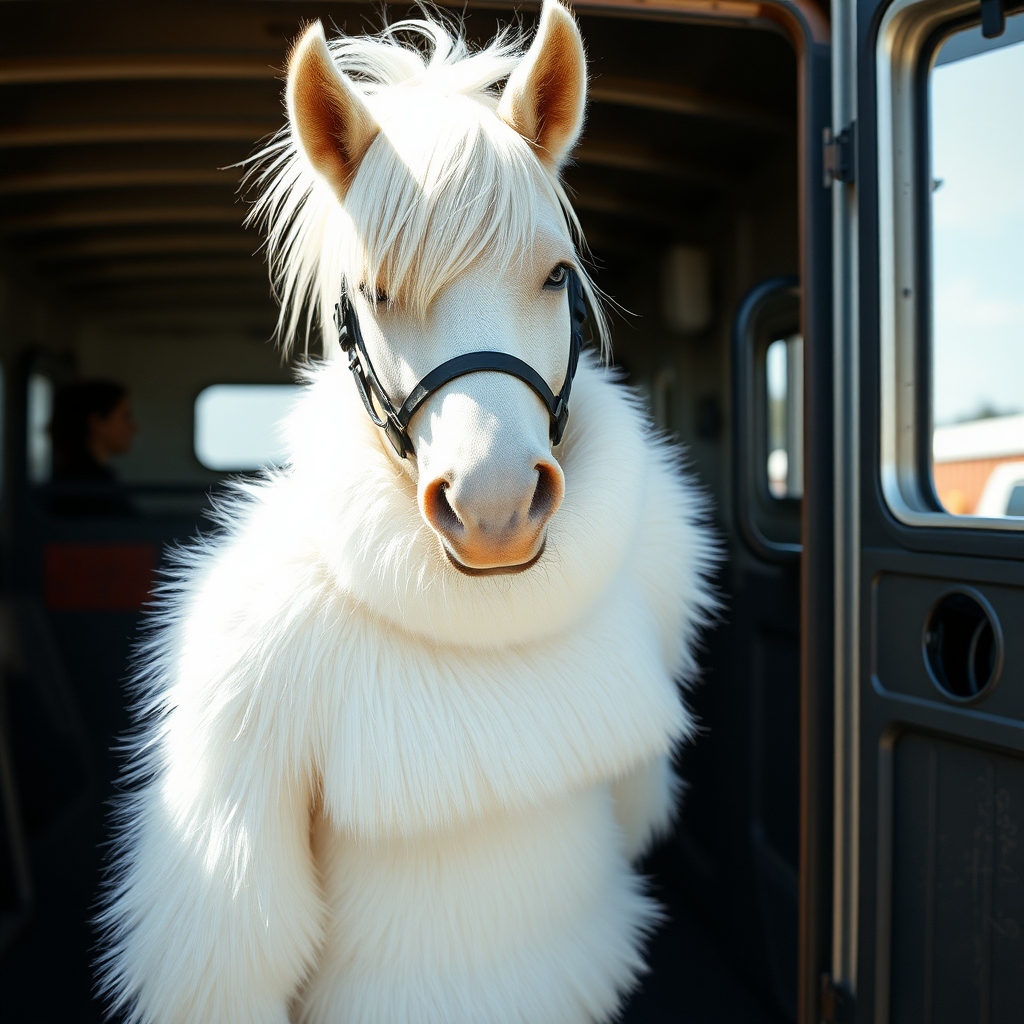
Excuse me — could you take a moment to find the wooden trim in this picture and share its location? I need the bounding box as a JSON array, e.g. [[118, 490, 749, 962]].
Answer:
[[0, 168, 235, 195], [1, 206, 243, 234], [0, 53, 280, 85], [59, 257, 263, 284], [571, 0, 828, 44], [69, 279, 273, 303], [570, 184, 685, 223], [576, 140, 738, 185], [0, 5, 830, 84], [28, 233, 259, 262], [590, 74, 794, 132], [0, 121, 277, 148]]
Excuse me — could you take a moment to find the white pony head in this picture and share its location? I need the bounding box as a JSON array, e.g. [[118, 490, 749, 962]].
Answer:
[[251, 1, 605, 576]]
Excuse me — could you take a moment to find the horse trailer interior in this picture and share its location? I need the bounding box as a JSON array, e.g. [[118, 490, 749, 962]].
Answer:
[[0, 2, 1020, 1023]]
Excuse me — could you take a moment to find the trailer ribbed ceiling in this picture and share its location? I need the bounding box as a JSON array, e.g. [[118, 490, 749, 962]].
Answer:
[[0, 1, 797, 331]]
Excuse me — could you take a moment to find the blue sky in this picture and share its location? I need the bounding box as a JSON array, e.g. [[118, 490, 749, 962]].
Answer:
[[930, 28, 1024, 425]]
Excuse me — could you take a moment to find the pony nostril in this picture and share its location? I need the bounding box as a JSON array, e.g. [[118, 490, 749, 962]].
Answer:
[[529, 461, 564, 524], [423, 479, 463, 538]]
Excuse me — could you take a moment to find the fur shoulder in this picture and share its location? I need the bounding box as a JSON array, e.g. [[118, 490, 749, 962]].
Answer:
[[627, 428, 720, 683]]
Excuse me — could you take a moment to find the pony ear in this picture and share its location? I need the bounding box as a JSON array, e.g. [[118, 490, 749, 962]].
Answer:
[[287, 21, 379, 199], [498, 0, 587, 170]]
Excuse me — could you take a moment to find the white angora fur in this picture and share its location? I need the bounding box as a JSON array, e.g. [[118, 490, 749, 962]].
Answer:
[[98, 5, 718, 1022]]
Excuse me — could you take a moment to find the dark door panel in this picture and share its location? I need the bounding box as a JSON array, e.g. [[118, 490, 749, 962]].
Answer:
[[886, 732, 1023, 1024], [834, 3, 1024, 1024]]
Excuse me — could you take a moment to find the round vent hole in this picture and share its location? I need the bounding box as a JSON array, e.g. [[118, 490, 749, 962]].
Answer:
[[923, 591, 1002, 702]]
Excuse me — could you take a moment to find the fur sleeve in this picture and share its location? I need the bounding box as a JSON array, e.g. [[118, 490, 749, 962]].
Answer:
[[97, 525, 325, 1024]]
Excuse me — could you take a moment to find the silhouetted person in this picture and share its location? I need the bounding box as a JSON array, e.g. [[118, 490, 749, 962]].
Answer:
[[49, 380, 138, 517]]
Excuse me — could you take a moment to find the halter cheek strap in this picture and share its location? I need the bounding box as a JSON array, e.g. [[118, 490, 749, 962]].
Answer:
[[334, 269, 587, 459]]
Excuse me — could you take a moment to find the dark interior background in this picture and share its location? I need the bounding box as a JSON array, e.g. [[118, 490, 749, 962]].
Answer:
[[0, 2, 804, 1021]]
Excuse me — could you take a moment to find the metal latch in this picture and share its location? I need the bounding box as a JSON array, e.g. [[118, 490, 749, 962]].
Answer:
[[823, 124, 855, 187], [981, 0, 1006, 39], [820, 973, 855, 1024]]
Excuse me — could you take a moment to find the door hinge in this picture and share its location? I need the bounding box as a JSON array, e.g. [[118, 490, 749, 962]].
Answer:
[[820, 974, 855, 1024], [823, 123, 855, 187]]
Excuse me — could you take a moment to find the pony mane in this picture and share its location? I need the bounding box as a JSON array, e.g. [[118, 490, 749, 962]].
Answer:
[[245, 13, 608, 355]]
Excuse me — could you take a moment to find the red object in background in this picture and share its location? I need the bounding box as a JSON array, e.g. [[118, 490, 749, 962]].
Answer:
[[933, 455, 1019, 515], [44, 543, 156, 611]]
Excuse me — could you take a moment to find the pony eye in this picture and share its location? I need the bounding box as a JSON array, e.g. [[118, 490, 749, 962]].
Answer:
[[544, 264, 569, 290], [359, 283, 389, 305]]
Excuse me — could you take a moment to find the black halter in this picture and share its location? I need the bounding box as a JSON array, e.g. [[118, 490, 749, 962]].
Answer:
[[334, 269, 588, 459]]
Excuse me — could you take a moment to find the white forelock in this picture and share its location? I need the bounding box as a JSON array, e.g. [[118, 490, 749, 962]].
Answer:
[[245, 14, 608, 356]]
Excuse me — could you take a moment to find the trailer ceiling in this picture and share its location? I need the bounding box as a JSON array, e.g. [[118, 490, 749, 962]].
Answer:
[[0, 1, 796, 334]]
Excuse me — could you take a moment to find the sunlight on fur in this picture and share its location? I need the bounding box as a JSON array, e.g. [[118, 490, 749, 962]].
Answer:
[[97, 5, 720, 1023]]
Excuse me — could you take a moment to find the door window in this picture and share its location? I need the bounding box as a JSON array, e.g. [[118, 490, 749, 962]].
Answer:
[[929, 20, 1024, 516], [732, 278, 801, 557], [766, 334, 803, 500], [876, 5, 1024, 528]]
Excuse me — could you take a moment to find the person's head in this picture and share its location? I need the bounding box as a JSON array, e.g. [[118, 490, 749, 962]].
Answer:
[[51, 380, 137, 471]]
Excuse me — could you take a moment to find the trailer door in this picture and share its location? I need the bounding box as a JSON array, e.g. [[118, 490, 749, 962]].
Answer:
[[823, 1, 1024, 1022]]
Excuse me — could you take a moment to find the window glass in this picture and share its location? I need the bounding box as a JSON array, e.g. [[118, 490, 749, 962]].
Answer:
[[766, 335, 803, 499], [930, 19, 1024, 516], [27, 372, 53, 483], [194, 384, 301, 471]]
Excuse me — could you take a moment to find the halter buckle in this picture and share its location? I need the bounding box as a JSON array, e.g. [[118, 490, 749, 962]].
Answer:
[[334, 301, 354, 352], [551, 397, 569, 446], [383, 418, 410, 459]]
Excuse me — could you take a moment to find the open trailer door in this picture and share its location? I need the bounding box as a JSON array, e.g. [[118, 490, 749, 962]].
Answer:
[[821, 1, 1024, 1022]]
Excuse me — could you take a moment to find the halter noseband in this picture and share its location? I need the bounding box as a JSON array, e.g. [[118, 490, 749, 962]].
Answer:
[[334, 269, 588, 459]]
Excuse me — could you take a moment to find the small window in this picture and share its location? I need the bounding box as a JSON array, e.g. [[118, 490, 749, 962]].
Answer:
[[733, 277, 800, 557], [929, 18, 1024, 515], [194, 384, 301, 471], [27, 372, 53, 483], [765, 335, 803, 499]]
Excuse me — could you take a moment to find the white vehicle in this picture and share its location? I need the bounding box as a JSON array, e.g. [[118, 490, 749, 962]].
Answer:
[[976, 460, 1024, 517]]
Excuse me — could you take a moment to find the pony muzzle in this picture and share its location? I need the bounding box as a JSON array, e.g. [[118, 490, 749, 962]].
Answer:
[[421, 460, 564, 573]]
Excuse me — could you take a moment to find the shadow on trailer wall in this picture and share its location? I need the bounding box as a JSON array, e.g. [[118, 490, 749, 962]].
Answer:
[[0, 2, 828, 1021]]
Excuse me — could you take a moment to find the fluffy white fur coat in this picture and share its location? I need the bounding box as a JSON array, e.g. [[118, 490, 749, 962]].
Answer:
[[98, 350, 715, 1023]]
